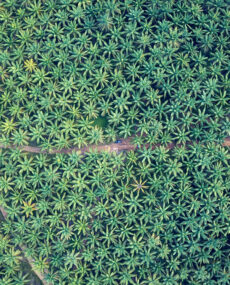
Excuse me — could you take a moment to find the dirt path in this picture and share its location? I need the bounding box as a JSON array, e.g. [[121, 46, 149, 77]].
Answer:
[[1, 136, 230, 154], [0, 137, 135, 154]]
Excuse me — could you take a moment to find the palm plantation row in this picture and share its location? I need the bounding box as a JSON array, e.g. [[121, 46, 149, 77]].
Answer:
[[1, 143, 230, 284], [0, 0, 229, 150], [0, 0, 230, 284]]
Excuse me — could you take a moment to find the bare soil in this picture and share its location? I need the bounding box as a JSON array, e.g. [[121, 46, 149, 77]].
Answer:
[[1, 136, 230, 154]]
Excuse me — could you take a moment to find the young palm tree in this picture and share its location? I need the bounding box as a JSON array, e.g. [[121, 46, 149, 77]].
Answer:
[[0, 174, 15, 193], [33, 255, 49, 273], [119, 121, 133, 138], [103, 127, 116, 143], [54, 133, 71, 150], [131, 178, 148, 193], [12, 129, 29, 146], [108, 109, 125, 127], [87, 126, 104, 144], [2, 118, 17, 135]]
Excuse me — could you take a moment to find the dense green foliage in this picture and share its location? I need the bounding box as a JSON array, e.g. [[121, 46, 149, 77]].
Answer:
[[0, 0, 230, 149], [0, 145, 230, 284], [0, 214, 41, 285], [0, 0, 230, 284]]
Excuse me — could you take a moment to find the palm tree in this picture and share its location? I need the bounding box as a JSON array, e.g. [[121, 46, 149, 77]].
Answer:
[[88, 172, 104, 188], [166, 158, 183, 177], [52, 193, 67, 212], [108, 109, 124, 126], [139, 147, 154, 164], [72, 130, 88, 149], [61, 161, 76, 180], [126, 191, 143, 213], [73, 173, 89, 192], [29, 167, 43, 187], [43, 164, 60, 182], [21, 199, 37, 218], [87, 126, 104, 144], [2, 204, 20, 220], [33, 255, 49, 273], [67, 190, 84, 210], [13, 216, 28, 235], [105, 127, 117, 142], [17, 155, 35, 175], [136, 161, 152, 179], [2, 118, 17, 135], [32, 68, 50, 86], [131, 178, 148, 193], [119, 121, 133, 138], [64, 249, 81, 270], [0, 175, 14, 193], [136, 119, 152, 136], [29, 125, 44, 144], [83, 102, 99, 119], [119, 268, 135, 285], [54, 133, 70, 150]]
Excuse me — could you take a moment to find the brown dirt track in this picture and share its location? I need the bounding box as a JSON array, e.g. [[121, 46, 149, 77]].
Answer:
[[1, 136, 230, 155]]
